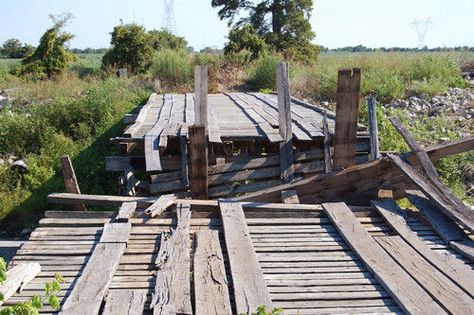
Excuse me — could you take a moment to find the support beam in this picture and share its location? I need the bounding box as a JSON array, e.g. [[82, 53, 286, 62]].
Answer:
[[194, 65, 208, 129], [367, 96, 380, 160], [322, 113, 332, 173], [180, 135, 189, 188], [60, 155, 86, 211], [189, 125, 208, 199], [333, 68, 361, 169], [277, 62, 294, 183]]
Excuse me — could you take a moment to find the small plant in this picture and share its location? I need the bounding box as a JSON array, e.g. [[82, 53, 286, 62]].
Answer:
[[0, 257, 64, 314], [240, 306, 283, 315]]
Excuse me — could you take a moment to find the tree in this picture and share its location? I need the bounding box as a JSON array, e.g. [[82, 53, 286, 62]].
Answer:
[[19, 13, 77, 79], [212, 0, 319, 62], [149, 29, 187, 51], [1, 39, 34, 59], [225, 24, 269, 61]]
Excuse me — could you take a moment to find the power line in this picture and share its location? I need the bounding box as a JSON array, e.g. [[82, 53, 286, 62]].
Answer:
[[163, 0, 176, 33], [411, 18, 433, 49]]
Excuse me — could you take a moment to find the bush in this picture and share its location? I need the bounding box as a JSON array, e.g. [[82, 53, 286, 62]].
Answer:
[[248, 54, 284, 90], [224, 25, 269, 62], [149, 49, 194, 87]]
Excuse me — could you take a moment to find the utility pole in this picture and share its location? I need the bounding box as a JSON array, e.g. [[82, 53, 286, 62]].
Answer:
[[411, 18, 433, 50]]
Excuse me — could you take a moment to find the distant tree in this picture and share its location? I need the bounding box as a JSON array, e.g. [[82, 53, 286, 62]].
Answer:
[[19, 13, 77, 79], [212, 0, 319, 62], [1, 39, 34, 59], [225, 24, 269, 61], [149, 29, 187, 51]]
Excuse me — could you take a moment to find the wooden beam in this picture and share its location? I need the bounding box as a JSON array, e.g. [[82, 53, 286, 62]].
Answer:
[[450, 240, 474, 263], [193, 230, 232, 315], [144, 194, 177, 217], [322, 113, 332, 173], [219, 200, 273, 313], [100, 223, 132, 243], [367, 96, 380, 160], [116, 202, 137, 222], [189, 125, 208, 199], [194, 65, 208, 129], [323, 202, 445, 314], [376, 236, 474, 314], [60, 155, 86, 211], [0, 263, 41, 306], [281, 190, 300, 204], [103, 290, 147, 315], [277, 63, 295, 183], [371, 199, 474, 296], [333, 68, 361, 169], [180, 135, 189, 188], [151, 204, 192, 315]]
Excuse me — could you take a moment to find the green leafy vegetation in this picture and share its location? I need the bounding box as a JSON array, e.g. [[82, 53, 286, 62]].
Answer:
[[0, 39, 34, 59], [239, 306, 283, 315]]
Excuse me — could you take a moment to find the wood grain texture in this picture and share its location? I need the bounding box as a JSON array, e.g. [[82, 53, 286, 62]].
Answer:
[[323, 202, 446, 314], [103, 290, 147, 315], [151, 204, 192, 315], [180, 135, 189, 188], [189, 125, 209, 199], [219, 200, 273, 314], [116, 202, 137, 222], [144, 194, 177, 218], [281, 190, 300, 204], [322, 115, 332, 173], [376, 235, 474, 314], [60, 155, 86, 211], [333, 68, 360, 169], [367, 96, 380, 160], [100, 223, 132, 243], [194, 65, 208, 129], [0, 263, 41, 306], [371, 199, 474, 296], [193, 230, 232, 315], [277, 63, 295, 183], [450, 240, 474, 263]]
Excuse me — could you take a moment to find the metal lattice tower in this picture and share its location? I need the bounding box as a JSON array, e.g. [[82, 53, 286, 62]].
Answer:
[[411, 18, 433, 49], [163, 0, 176, 33]]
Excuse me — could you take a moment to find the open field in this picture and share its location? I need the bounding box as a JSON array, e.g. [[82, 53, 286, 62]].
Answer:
[[0, 51, 473, 234]]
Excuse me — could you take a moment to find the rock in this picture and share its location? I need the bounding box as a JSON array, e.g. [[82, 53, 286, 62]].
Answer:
[[11, 160, 28, 170]]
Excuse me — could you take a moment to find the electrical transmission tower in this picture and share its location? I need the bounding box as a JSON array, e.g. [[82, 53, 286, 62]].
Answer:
[[411, 18, 433, 49], [163, 0, 176, 33]]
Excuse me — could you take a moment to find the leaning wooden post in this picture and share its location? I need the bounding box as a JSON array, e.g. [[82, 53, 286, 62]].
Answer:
[[333, 68, 361, 170], [194, 65, 208, 130], [188, 125, 208, 199], [60, 155, 86, 211], [322, 111, 333, 173], [367, 96, 380, 160], [277, 63, 295, 183]]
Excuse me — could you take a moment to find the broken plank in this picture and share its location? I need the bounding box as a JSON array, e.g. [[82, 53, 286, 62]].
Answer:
[[116, 202, 137, 222], [0, 263, 41, 306], [151, 204, 192, 315], [323, 202, 446, 314], [219, 200, 273, 314], [193, 230, 232, 315], [144, 194, 177, 218], [371, 199, 474, 296], [376, 235, 474, 314], [103, 289, 147, 315], [281, 190, 300, 204]]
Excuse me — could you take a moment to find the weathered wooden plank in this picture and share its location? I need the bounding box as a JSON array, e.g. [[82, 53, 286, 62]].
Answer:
[[189, 125, 208, 199], [405, 191, 465, 242], [367, 96, 380, 160], [281, 190, 300, 204], [323, 202, 446, 314], [376, 235, 474, 314], [60, 155, 86, 211], [450, 240, 474, 263], [0, 263, 41, 306], [194, 65, 208, 129], [103, 289, 147, 315], [322, 114, 332, 173], [333, 68, 360, 169], [277, 63, 295, 183], [193, 230, 232, 315], [59, 243, 126, 315], [144, 194, 177, 218], [116, 202, 137, 222], [100, 223, 132, 243], [390, 154, 474, 231], [151, 204, 192, 315], [179, 136, 189, 188], [219, 200, 273, 313], [371, 199, 474, 296]]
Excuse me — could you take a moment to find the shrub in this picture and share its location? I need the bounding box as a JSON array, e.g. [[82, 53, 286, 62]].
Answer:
[[149, 49, 194, 87], [224, 25, 269, 62], [248, 54, 284, 90]]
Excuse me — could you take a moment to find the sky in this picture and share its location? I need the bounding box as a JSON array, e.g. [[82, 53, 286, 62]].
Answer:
[[0, 0, 473, 50]]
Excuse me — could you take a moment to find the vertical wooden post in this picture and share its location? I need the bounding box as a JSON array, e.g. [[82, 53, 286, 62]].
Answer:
[[333, 68, 361, 170], [322, 112, 333, 174], [188, 125, 208, 199], [194, 65, 208, 130], [180, 135, 189, 188], [60, 155, 86, 211], [277, 63, 294, 183], [368, 96, 380, 161]]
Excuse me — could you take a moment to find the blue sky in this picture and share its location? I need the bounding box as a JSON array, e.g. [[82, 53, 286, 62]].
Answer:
[[0, 0, 473, 50]]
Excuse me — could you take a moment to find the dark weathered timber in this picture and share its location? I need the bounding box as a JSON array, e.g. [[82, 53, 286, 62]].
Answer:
[[189, 125, 208, 199], [371, 199, 474, 296], [116, 202, 137, 222], [322, 114, 332, 173], [103, 290, 147, 315], [193, 230, 232, 315], [377, 236, 474, 314], [281, 190, 300, 204], [277, 63, 295, 183], [194, 65, 208, 130], [405, 191, 465, 242], [367, 96, 380, 160], [151, 204, 192, 315], [390, 154, 474, 232], [60, 155, 86, 211], [333, 68, 360, 169], [219, 200, 273, 313], [323, 202, 446, 314], [144, 194, 177, 218], [180, 136, 189, 188], [450, 240, 474, 263], [0, 263, 41, 306]]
